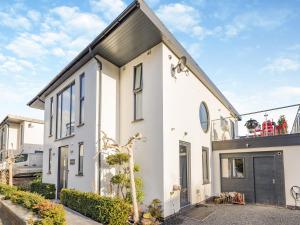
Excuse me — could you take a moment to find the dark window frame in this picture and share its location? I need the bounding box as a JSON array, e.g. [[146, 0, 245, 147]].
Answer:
[[231, 158, 245, 179], [221, 157, 246, 179], [199, 102, 210, 133], [56, 82, 75, 139], [79, 74, 85, 125], [48, 148, 52, 174], [78, 142, 84, 175], [133, 63, 143, 121], [202, 147, 210, 184], [49, 97, 54, 136]]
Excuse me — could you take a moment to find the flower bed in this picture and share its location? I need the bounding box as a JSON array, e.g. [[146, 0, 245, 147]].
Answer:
[[60, 188, 131, 225], [0, 183, 65, 225]]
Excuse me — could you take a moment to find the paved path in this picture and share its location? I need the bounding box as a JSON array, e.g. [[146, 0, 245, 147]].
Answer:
[[164, 204, 300, 225], [64, 207, 102, 225]]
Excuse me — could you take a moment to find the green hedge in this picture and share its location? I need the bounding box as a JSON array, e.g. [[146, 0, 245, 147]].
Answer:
[[31, 182, 56, 199], [60, 189, 131, 225], [0, 183, 65, 225]]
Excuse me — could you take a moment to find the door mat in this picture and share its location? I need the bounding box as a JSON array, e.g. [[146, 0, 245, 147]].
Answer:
[[163, 205, 215, 224]]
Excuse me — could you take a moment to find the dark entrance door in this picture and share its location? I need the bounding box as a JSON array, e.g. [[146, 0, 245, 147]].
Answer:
[[57, 146, 69, 198], [179, 142, 190, 208], [254, 156, 276, 205]]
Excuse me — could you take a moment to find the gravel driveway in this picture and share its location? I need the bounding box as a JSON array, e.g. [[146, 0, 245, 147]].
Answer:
[[164, 204, 300, 225]]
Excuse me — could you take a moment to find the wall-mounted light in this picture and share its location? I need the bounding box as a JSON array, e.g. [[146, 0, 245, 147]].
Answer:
[[171, 56, 189, 79]]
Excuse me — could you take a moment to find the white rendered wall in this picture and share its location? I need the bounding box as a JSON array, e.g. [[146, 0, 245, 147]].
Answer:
[[43, 56, 119, 194], [119, 43, 164, 208], [23, 121, 44, 145], [8, 123, 19, 151], [43, 59, 98, 192], [212, 146, 300, 207], [161, 44, 235, 217]]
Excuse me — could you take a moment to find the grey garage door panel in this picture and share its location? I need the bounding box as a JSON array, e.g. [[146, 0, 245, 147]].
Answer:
[[220, 151, 285, 206]]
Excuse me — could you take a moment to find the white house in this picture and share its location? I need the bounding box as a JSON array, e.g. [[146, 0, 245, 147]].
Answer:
[[0, 115, 44, 160], [28, 0, 243, 217]]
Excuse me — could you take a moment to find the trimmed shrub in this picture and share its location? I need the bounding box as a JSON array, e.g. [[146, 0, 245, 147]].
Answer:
[[0, 183, 65, 225], [31, 182, 56, 199], [60, 188, 131, 225]]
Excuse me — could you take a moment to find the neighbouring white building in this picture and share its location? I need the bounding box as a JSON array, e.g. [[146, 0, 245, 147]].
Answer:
[[28, 0, 300, 217], [0, 115, 44, 160], [0, 115, 44, 177]]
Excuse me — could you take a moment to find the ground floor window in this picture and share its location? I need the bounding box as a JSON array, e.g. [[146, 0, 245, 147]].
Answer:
[[221, 157, 245, 178], [78, 143, 84, 175], [202, 147, 210, 184]]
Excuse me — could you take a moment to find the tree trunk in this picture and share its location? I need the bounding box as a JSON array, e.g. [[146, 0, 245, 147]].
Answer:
[[8, 159, 13, 186], [128, 147, 139, 223]]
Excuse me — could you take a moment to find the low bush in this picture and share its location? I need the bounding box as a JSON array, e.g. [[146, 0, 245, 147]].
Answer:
[[0, 183, 65, 225], [60, 188, 131, 225], [31, 181, 56, 199]]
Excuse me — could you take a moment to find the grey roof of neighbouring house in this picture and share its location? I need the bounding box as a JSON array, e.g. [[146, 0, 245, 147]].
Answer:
[[28, 0, 241, 119]]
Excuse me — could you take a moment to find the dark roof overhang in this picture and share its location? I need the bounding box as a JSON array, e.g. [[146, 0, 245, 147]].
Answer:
[[28, 0, 240, 119]]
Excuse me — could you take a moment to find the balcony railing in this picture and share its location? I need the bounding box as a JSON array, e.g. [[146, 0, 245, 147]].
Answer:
[[212, 104, 300, 142]]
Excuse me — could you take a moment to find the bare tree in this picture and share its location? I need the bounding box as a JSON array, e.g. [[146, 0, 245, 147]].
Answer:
[[100, 131, 142, 224]]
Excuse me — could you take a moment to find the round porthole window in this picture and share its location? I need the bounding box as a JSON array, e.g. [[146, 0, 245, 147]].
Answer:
[[199, 102, 209, 133]]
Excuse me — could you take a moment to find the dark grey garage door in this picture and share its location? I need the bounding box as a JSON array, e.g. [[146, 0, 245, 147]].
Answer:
[[220, 151, 285, 206]]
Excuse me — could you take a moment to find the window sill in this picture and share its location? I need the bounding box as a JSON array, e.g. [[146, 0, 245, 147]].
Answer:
[[77, 123, 85, 128], [47, 172, 51, 175], [76, 173, 84, 177], [48, 135, 53, 138], [55, 134, 75, 141], [132, 118, 144, 123], [203, 181, 210, 185]]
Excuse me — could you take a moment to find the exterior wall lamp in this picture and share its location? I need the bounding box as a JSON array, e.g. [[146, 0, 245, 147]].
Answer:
[[171, 56, 189, 79]]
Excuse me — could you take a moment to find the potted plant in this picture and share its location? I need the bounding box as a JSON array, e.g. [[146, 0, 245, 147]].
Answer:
[[245, 119, 259, 133], [276, 115, 288, 135]]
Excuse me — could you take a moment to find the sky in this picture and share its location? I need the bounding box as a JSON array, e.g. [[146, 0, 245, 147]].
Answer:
[[0, 0, 299, 134]]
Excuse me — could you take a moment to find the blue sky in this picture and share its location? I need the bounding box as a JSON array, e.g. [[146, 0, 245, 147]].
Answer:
[[0, 0, 300, 132]]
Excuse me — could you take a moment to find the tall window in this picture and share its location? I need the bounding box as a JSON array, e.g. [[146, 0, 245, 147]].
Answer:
[[49, 97, 54, 136], [230, 120, 235, 139], [133, 64, 143, 120], [48, 149, 52, 174], [78, 143, 84, 175], [202, 147, 210, 184], [56, 83, 75, 139], [79, 74, 85, 125]]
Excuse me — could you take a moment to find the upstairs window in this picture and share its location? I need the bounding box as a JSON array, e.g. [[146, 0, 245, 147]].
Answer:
[[79, 74, 85, 125], [133, 64, 143, 121], [199, 102, 209, 133], [56, 83, 75, 139], [49, 97, 54, 136]]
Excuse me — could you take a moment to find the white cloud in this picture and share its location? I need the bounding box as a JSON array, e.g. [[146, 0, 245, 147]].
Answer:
[[156, 3, 200, 33], [0, 12, 32, 30], [49, 6, 106, 34], [263, 58, 300, 73], [6, 6, 107, 60], [90, 0, 126, 20], [0, 53, 35, 74], [6, 34, 46, 58], [224, 10, 291, 38], [27, 10, 41, 22]]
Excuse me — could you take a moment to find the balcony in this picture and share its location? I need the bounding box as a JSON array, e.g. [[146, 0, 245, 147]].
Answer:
[[212, 104, 300, 144]]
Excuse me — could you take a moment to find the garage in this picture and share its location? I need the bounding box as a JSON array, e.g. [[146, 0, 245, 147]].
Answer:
[[220, 151, 285, 206]]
